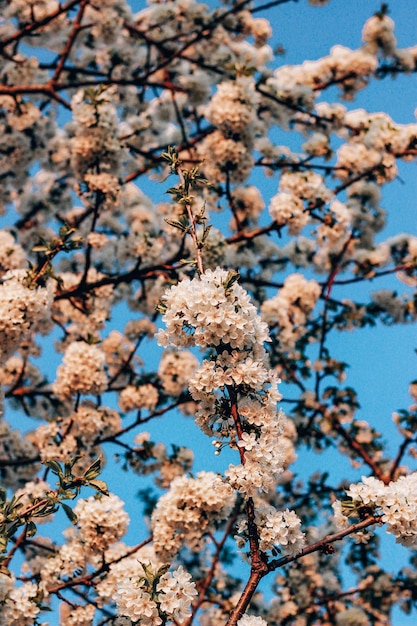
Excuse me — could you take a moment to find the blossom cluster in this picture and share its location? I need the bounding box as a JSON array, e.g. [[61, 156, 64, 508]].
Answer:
[[157, 267, 270, 357], [70, 88, 123, 203], [157, 269, 297, 496], [151, 471, 236, 560], [236, 503, 305, 557], [114, 564, 197, 624], [53, 341, 108, 399], [0, 270, 53, 365], [334, 473, 417, 547], [261, 273, 322, 351]]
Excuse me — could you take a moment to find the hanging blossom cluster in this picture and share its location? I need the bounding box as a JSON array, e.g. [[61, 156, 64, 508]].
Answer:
[[157, 268, 304, 556], [151, 471, 236, 561], [333, 473, 417, 548], [69, 87, 123, 205], [261, 273, 322, 352], [0, 270, 53, 365], [52, 341, 108, 399], [72, 493, 129, 553], [156, 268, 270, 356], [236, 503, 305, 557], [199, 75, 260, 183]]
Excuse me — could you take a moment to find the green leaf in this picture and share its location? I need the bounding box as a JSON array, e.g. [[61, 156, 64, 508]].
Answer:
[[26, 521, 37, 538], [88, 480, 109, 496], [201, 224, 212, 243], [83, 457, 102, 481], [6, 520, 22, 539], [222, 270, 240, 294], [61, 502, 78, 525], [43, 460, 63, 477], [164, 219, 189, 232]]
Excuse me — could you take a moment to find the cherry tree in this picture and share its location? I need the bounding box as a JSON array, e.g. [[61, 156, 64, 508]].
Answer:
[[0, 0, 416, 624]]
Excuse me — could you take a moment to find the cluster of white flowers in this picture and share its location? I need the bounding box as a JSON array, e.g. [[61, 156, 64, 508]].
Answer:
[[336, 142, 396, 184], [261, 273, 322, 351], [199, 75, 259, 183], [0, 270, 53, 365], [157, 268, 269, 356], [264, 45, 378, 132], [53, 341, 108, 399], [236, 503, 305, 556], [334, 473, 417, 547], [114, 564, 197, 624], [313, 199, 353, 269], [158, 269, 295, 496], [30, 402, 120, 464], [1, 581, 40, 625], [84, 171, 121, 208], [344, 110, 417, 156], [205, 76, 259, 134], [0, 231, 25, 276], [0, 91, 55, 209], [73, 493, 129, 552], [71, 402, 121, 444], [118, 383, 159, 413], [224, 393, 286, 497], [277, 171, 332, 204], [335, 607, 370, 626], [115, 583, 161, 625], [151, 471, 236, 560], [157, 566, 198, 621], [198, 130, 255, 183], [269, 191, 306, 235], [158, 349, 199, 396], [70, 87, 123, 187], [31, 420, 78, 463], [59, 603, 96, 626], [268, 170, 333, 238], [362, 14, 397, 56]]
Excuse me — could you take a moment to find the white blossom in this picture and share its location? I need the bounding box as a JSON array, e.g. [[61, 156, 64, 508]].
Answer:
[[53, 341, 108, 398], [73, 493, 129, 552]]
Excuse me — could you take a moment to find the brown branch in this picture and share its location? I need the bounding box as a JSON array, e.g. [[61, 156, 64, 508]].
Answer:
[[2, 526, 28, 570], [50, 0, 90, 86], [184, 514, 239, 626], [46, 537, 152, 594], [332, 420, 386, 482], [388, 435, 414, 482], [226, 566, 267, 626], [224, 385, 269, 626], [227, 222, 282, 245], [268, 515, 382, 571]]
